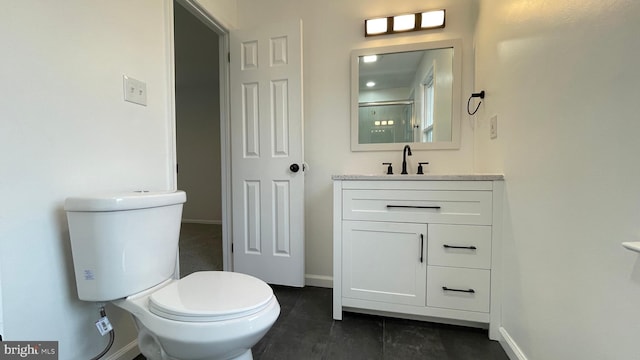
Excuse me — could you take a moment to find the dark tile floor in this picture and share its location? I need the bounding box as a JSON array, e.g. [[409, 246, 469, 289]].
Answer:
[[253, 286, 509, 360], [133, 285, 508, 360]]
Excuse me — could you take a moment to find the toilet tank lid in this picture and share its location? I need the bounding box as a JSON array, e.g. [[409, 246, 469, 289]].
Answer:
[[64, 190, 186, 212]]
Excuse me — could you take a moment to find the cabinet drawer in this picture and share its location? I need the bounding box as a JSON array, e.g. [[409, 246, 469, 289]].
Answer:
[[343, 189, 492, 225], [428, 225, 492, 269], [427, 266, 490, 313]]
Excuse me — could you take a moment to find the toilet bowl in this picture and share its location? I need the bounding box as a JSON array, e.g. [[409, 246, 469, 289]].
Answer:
[[64, 190, 280, 360], [113, 271, 280, 360]]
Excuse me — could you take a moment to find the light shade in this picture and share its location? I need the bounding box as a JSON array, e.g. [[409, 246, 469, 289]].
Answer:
[[393, 14, 415, 32], [421, 10, 445, 28], [364, 9, 445, 37], [365, 18, 388, 35]]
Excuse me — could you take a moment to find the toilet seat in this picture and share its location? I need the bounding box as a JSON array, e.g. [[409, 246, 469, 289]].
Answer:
[[148, 271, 274, 322]]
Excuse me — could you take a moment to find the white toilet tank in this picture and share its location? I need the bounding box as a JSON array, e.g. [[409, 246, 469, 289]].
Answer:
[[64, 190, 187, 301]]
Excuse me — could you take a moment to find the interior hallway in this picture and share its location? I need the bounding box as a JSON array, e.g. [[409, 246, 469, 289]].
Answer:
[[179, 223, 223, 277]]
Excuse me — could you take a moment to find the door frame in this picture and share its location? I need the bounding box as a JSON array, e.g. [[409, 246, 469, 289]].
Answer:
[[168, 0, 233, 271]]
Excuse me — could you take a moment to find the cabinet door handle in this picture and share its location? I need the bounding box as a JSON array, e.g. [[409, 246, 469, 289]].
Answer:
[[420, 234, 424, 263], [442, 286, 475, 294], [443, 244, 477, 250], [386, 205, 441, 210]]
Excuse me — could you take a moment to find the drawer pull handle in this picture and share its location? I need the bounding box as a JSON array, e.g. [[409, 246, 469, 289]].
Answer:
[[442, 286, 475, 294], [443, 244, 477, 250], [386, 205, 441, 210], [420, 234, 424, 263]]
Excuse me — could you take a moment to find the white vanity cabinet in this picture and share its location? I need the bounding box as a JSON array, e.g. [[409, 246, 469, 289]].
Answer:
[[333, 175, 504, 340]]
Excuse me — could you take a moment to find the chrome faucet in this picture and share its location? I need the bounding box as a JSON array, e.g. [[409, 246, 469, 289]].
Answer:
[[401, 145, 412, 175]]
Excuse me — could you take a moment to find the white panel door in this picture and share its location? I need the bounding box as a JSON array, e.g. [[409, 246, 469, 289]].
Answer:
[[230, 20, 304, 286]]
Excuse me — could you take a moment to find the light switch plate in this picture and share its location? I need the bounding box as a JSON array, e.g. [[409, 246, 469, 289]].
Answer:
[[123, 75, 147, 106], [490, 115, 498, 139]]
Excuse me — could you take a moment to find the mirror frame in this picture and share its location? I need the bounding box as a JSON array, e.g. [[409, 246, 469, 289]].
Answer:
[[351, 39, 462, 151]]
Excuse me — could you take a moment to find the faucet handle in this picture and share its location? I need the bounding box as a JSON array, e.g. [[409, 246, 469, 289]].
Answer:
[[382, 162, 393, 175], [417, 162, 429, 175]]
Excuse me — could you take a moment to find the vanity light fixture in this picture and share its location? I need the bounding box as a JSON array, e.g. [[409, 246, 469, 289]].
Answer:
[[373, 120, 394, 127], [366, 81, 376, 87], [365, 9, 445, 37]]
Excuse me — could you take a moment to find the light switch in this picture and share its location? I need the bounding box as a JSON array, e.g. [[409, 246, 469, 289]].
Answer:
[[123, 75, 147, 106], [490, 115, 498, 139]]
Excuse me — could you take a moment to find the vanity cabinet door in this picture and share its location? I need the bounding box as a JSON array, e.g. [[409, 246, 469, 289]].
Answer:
[[342, 221, 427, 306]]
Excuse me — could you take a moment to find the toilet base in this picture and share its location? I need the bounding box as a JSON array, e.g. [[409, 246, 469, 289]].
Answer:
[[113, 273, 280, 360], [232, 349, 252, 360], [136, 321, 259, 360], [140, 338, 253, 360]]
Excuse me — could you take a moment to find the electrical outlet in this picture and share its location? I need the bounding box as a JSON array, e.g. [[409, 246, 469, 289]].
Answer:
[[123, 75, 147, 106], [490, 115, 498, 139]]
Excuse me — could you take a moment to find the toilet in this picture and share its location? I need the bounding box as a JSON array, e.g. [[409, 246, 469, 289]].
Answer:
[[64, 190, 280, 360]]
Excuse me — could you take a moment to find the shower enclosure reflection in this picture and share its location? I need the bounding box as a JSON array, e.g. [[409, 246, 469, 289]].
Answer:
[[358, 101, 413, 143]]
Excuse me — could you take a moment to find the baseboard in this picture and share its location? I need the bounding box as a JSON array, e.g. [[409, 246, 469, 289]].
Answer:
[[181, 219, 222, 225], [107, 339, 139, 360], [305, 274, 332, 288], [499, 327, 528, 360]]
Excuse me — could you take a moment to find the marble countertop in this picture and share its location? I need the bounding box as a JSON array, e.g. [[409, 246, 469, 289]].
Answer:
[[331, 174, 504, 181]]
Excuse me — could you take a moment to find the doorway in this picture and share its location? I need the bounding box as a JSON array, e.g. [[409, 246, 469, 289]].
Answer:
[[173, 0, 228, 277]]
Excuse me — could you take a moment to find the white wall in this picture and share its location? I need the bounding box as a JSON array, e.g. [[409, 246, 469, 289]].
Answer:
[[474, 0, 640, 359], [360, 88, 411, 103], [0, 264, 3, 337], [235, 0, 478, 284], [0, 1, 175, 358], [175, 2, 223, 223], [194, 0, 237, 30]]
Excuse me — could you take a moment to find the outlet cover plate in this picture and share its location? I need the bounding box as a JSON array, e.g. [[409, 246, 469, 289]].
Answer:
[[490, 115, 498, 139]]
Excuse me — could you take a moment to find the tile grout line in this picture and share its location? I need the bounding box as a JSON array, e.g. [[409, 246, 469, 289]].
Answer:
[[381, 318, 386, 359], [321, 320, 337, 360]]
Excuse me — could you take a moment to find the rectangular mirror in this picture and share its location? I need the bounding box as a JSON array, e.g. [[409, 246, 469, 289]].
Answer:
[[351, 39, 462, 151]]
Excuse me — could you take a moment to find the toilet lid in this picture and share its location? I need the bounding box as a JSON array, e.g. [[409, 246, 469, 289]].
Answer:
[[148, 271, 274, 322]]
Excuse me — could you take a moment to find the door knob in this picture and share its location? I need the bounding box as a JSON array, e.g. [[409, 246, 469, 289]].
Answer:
[[289, 163, 300, 173]]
